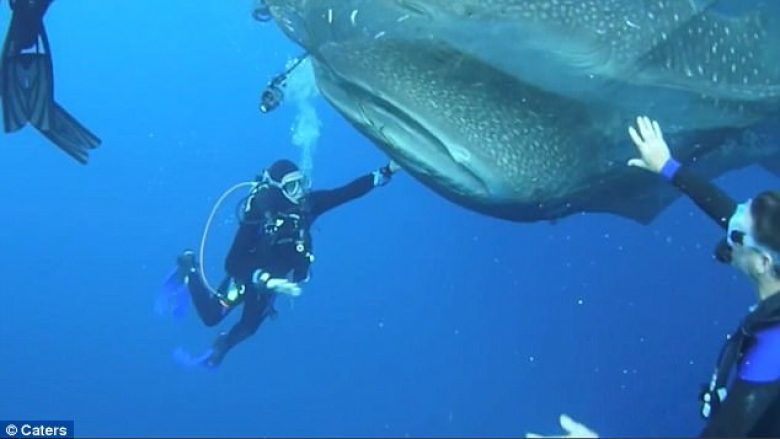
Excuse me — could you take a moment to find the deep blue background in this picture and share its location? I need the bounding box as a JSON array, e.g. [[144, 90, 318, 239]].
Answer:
[[1, 1, 778, 437]]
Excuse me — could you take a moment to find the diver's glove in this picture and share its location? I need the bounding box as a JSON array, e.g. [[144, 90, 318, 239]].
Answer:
[[627, 115, 678, 180], [252, 270, 302, 296], [373, 160, 401, 187], [267, 278, 302, 296]]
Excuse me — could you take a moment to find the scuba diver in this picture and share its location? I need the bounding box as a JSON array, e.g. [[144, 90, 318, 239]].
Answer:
[[259, 52, 309, 114], [168, 158, 401, 369], [525, 117, 780, 439], [1, 0, 101, 164], [628, 116, 780, 437]]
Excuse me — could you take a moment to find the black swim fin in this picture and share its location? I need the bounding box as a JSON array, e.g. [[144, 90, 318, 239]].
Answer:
[[2, 52, 53, 134], [2, 53, 98, 164], [1, 0, 101, 164], [41, 103, 101, 164]]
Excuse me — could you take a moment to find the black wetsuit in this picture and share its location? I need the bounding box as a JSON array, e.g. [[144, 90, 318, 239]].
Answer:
[[186, 174, 378, 366], [668, 165, 780, 437]]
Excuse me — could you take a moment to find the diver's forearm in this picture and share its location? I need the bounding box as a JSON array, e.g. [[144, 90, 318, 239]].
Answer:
[[664, 160, 737, 230]]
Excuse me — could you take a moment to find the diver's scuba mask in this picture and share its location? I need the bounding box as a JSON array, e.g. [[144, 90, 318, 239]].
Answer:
[[715, 200, 780, 266], [262, 169, 311, 204]]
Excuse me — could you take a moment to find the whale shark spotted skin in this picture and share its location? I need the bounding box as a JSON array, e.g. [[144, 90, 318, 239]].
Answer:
[[263, 0, 780, 223]]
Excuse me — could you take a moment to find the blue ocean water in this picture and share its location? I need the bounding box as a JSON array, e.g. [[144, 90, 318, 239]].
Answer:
[[0, 1, 778, 437]]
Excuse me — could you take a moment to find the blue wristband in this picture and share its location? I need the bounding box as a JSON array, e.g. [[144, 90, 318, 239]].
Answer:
[[660, 158, 681, 181]]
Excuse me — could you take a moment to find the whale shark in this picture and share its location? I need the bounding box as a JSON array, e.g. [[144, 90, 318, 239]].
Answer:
[[262, 0, 780, 223]]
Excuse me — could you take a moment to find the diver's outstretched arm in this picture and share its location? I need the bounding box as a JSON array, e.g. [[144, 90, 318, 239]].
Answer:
[[668, 166, 736, 230], [628, 115, 736, 230], [309, 162, 399, 218], [309, 174, 375, 217]]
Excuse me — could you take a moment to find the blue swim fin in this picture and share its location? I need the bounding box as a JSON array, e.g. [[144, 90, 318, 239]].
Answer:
[[154, 268, 190, 319], [173, 346, 215, 370]]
